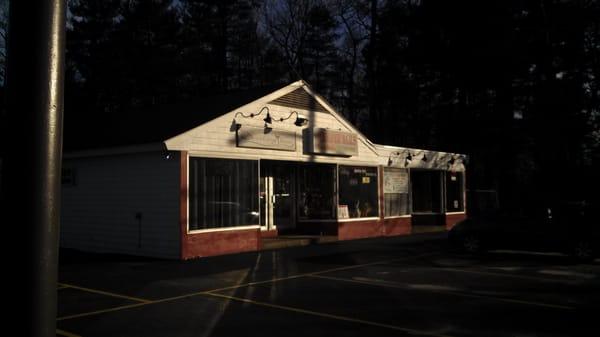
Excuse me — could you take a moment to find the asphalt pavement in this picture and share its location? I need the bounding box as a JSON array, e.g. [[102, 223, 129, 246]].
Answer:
[[56, 233, 600, 337]]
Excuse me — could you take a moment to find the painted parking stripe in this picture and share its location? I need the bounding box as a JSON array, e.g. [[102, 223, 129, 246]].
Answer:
[[309, 274, 574, 310], [205, 292, 455, 337], [437, 268, 579, 283], [56, 328, 82, 337], [57, 253, 439, 321], [57, 302, 149, 321], [59, 283, 152, 303]]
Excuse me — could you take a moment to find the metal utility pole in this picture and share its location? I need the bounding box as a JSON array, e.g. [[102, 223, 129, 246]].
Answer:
[[1, 0, 66, 336]]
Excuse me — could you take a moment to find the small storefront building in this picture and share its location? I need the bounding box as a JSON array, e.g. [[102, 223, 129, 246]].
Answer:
[[61, 81, 466, 259]]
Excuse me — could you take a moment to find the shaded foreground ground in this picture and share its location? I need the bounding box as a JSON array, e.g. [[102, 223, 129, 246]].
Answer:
[[57, 233, 600, 337]]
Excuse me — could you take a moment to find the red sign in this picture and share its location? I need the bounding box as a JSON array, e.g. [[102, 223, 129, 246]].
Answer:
[[311, 128, 358, 156]]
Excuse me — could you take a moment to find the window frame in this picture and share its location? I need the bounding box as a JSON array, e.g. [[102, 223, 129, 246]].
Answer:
[[445, 170, 466, 214], [296, 163, 338, 222], [337, 164, 381, 221], [383, 167, 411, 219], [187, 155, 261, 234], [410, 169, 444, 215]]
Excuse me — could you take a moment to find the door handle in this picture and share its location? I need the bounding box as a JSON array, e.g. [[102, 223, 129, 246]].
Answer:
[[271, 195, 276, 204]]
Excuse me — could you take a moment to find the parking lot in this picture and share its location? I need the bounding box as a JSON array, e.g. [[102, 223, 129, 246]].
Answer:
[[57, 233, 600, 337]]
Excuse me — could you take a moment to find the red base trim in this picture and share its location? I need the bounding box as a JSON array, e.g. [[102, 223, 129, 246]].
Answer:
[[338, 219, 383, 240], [446, 213, 467, 230], [383, 217, 412, 236], [260, 229, 279, 238], [182, 228, 260, 259]]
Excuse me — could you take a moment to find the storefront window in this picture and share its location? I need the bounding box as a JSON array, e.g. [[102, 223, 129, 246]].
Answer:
[[446, 171, 464, 212], [297, 164, 336, 220], [338, 166, 379, 218], [411, 170, 442, 213], [189, 158, 259, 230], [384, 168, 410, 217]]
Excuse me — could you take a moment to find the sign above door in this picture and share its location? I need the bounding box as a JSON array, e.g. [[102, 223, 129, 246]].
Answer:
[[305, 128, 358, 156]]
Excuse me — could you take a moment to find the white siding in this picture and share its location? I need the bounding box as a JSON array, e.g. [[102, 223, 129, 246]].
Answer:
[[165, 89, 382, 165], [60, 151, 181, 259], [164, 81, 467, 168]]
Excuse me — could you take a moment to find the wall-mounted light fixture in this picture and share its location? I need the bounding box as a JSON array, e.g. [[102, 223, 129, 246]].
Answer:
[[230, 119, 242, 132], [233, 107, 309, 129], [387, 151, 402, 166], [404, 150, 413, 167], [263, 113, 273, 125], [272, 110, 308, 126], [232, 106, 271, 128]]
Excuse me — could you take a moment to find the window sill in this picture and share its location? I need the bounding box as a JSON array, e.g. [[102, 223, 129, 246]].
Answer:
[[297, 219, 337, 223], [338, 217, 380, 222], [383, 215, 412, 219], [187, 225, 260, 234]]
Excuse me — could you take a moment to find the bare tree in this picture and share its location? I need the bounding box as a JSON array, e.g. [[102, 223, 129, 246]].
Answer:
[[334, 0, 369, 123], [261, 0, 315, 80]]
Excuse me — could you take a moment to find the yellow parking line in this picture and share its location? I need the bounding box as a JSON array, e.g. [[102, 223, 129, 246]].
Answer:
[[310, 274, 574, 311], [56, 328, 82, 337], [56, 253, 438, 321], [439, 268, 577, 283], [58, 283, 152, 303], [205, 292, 455, 337], [57, 302, 149, 321]]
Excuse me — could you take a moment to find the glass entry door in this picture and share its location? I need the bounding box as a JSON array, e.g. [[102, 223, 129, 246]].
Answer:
[[260, 161, 296, 233]]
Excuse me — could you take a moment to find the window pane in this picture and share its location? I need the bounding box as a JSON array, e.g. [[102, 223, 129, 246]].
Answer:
[[298, 164, 336, 220], [384, 168, 409, 217], [189, 158, 258, 230], [411, 170, 442, 213], [446, 171, 464, 212], [338, 166, 379, 218]]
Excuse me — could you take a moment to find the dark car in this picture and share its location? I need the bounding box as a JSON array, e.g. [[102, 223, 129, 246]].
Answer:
[[448, 200, 599, 261]]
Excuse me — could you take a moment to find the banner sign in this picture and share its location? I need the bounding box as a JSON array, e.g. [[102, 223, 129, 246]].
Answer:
[[384, 168, 408, 193], [236, 125, 296, 151]]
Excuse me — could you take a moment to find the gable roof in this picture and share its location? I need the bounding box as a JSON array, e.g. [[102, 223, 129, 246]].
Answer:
[[64, 80, 383, 158], [63, 84, 285, 152]]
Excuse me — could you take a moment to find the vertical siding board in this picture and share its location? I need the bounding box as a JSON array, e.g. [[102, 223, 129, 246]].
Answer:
[[60, 151, 181, 259]]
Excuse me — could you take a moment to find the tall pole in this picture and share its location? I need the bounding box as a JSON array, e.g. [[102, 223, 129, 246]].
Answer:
[[1, 0, 66, 336]]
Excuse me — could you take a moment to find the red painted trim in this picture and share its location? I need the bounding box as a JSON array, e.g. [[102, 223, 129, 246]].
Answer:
[[446, 213, 467, 230], [338, 219, 383, 240], [179, 151, 188, 259], [383, 217, 412, 236], [183, 228, 260, 259], [260, 229, 279, 238]]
